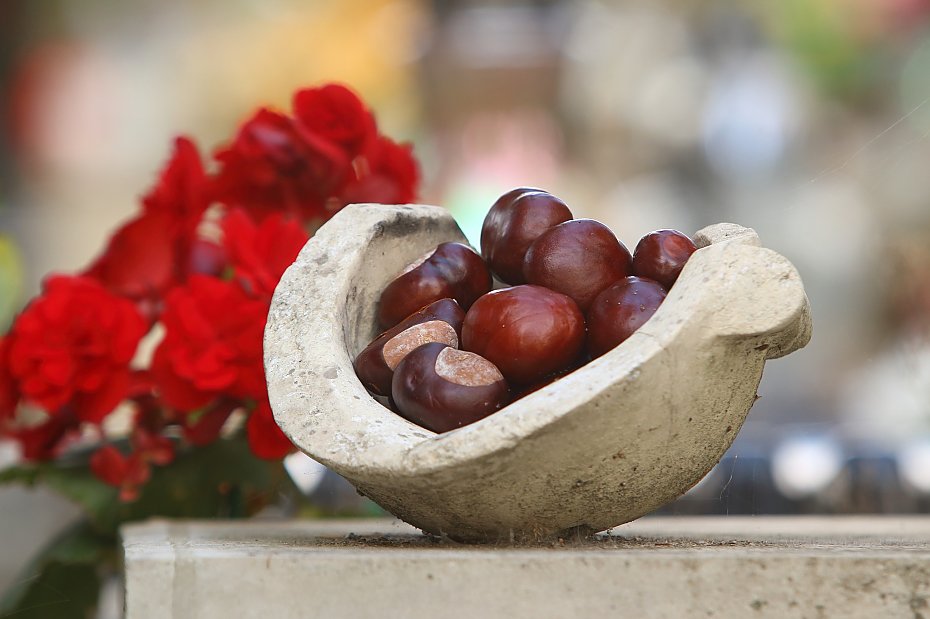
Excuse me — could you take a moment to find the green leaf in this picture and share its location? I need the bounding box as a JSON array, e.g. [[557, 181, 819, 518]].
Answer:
[[0, 438, 300, 617], [0, 466, 35, 485], [0, 234, 23, 330], [108, 436, 293, 528], [0, 521, 110, 619], [762, 0, 882, 100], [0, 463, 118, 533], [0, 437, 297, 536]]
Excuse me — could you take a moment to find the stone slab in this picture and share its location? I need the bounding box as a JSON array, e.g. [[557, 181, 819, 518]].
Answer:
[[122, 517, 930, 619]]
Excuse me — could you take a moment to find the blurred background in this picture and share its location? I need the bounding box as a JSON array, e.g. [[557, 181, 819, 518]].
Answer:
[[3, 0, 930, 591]]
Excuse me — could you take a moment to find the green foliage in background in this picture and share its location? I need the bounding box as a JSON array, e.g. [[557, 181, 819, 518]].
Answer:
[[0, 233, 23, 330], [0, 437, 299, 618], [760, 0, 887, 101], [0, 523, 109, 619]]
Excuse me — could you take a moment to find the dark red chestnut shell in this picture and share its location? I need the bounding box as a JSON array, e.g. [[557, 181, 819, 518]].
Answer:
[[523, 219, 633, 311], [391, 342, 509, 433], [586, 276, 667, 359], [377, 242, 492, 329], [354, 298, 465, 396], [632, 229, 697, 289], [480, 190, 573, 285], [510, 362, 580, 401], [462, 284, 585, 385]]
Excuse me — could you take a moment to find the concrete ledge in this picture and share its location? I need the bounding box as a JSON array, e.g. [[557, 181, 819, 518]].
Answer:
[[122, 517, 930, 619]]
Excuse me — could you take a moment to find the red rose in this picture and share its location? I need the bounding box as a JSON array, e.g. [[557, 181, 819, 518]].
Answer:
[[187, 238, 228, 279], [131, 426, 175, 466], [212, 109, 350, 223], [142, 136, 210, 233], [0, 336, 18, 424], [293, 84, 376, 157], [222, 208, 309, 299], [341, 136, 419, 206], [246, 398, 293, 460], [85, 137, 213, 321], [89, 427, 174, 501], [90, 445, 150, 502], [84, 212, 177, 321], [2, 339, 83, 462], [182, 398, 237, 446], [152, 276, 268, 411], [10, 411, 79, 461], [6, 276, 146, 423]]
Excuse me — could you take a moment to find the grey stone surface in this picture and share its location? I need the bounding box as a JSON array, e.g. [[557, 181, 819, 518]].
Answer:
[[265, 204, 812, 541], [123, 517, 930, 619], [0, 486, 81, 594]]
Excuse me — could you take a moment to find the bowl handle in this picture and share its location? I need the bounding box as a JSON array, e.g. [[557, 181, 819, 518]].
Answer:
[[701, 241, 812, 359]]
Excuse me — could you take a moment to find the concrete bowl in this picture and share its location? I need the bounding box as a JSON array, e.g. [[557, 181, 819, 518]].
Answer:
[[265, 204, 812, 541]]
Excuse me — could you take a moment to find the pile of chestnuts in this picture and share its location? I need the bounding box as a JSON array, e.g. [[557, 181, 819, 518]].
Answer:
[[353, 188, 697, 433]]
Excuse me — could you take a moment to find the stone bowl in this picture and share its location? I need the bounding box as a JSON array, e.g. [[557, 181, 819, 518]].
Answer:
[[265, 204, 812, 541]]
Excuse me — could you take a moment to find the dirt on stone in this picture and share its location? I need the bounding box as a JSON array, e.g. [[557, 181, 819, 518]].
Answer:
[[311, 533, 776, 551]]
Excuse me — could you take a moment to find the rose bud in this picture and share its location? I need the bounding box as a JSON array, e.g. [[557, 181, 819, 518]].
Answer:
[[632, 229, 697, 289], [523, 219, 633, 311], [480, 189, 573, 285], [462, 284, 585, 385], [391, 342, 509, 433], [354, 298, 465, 396], [586, 276, 667, 359], [377, 242, 492, 329]]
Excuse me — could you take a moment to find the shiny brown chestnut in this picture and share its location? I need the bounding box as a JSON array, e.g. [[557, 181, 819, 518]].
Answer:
[[586, 276, 667, 359], [391, 342, 509, 433], [632, 229, 697, 289], [354, 298, 465, 396], [462, 284, 585, 385], [523, 219, 633, 311], [511, 362, 580, 401], [377, 242, 492, 329], [480, 189, 573, 285]]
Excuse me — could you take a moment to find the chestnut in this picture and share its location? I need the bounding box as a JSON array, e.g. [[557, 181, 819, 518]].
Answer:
[[378, 242, 492, 329], [586, 276, 667, 359], [632, 229, 697, 289], [480, 189, 573, 285], [391, 342, 509, 433], [511, 363, 579, 401], [354, 298, 465, 396], [522, 219, 633, 312], [462, 284, 585, 385]]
